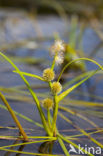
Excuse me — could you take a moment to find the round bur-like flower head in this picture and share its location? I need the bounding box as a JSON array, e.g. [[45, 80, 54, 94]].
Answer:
[[51, 81, 62, 95], [43, 98, 53, 110], [43, 68, 55, 81], [55, 53, 64, 65], [51, 40, 65, 56]]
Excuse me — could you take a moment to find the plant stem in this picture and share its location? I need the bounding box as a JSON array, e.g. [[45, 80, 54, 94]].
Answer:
[[13, 71, 44, 81], [48, 82, 52, 89], [0, 92, 28, 141], [51, 56, 56, 70], [52, 95, 58, 136], [0, 52, 52, 137], [47, 109, 51, 129], [49, 141, 54, 154], [58, 136, 70, 156], [57, 133, 94, 156]]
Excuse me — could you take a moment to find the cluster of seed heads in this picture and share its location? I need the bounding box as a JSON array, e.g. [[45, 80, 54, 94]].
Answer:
[[42, 40, 65, 109]]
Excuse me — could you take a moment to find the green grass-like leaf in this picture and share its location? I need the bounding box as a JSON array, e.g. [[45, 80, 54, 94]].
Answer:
[[13, 70, 44, 81], [0, 52, 51, 136], [0, 104, 43, 128]]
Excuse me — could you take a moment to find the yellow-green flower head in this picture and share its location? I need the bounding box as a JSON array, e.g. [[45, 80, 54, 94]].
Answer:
[[43, 68, 55, 81], [51, 81, 62, 95], [51, 40, 65, 56], [43, 98, 53, 109]]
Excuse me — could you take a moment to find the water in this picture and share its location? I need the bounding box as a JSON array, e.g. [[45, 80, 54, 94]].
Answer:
[[0, 9, 103, 155]]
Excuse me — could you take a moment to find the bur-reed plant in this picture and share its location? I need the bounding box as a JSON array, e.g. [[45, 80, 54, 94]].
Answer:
[[0, 39, 103, 155]]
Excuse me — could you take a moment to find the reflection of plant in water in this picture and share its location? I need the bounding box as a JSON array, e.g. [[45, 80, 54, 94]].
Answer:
[[0, 40, 103, 155]]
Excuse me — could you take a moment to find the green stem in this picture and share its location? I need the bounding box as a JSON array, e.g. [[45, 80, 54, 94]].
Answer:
[[58, 136, 70, 156], [52, 95, 58, 136], [0, 52, 52, 137], [13, 70, 44, 81], [58, 57, 103, 82], [0, 92, 28, 141], [57, 133, 94, 156], [48, 82, 52, 89], [48, 82, 58, 136], [47, 109, 51, 129], [51, 56, 56, 70]]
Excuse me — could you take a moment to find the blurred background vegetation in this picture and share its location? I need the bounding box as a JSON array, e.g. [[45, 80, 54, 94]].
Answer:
[[0, 0, 103, 19]]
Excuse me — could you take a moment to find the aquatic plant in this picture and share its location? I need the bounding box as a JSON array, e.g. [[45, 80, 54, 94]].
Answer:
[[0, 40, 103, 155]]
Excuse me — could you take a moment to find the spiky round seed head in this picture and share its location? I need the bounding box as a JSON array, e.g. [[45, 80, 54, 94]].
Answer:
[[42, 98, 53, 109], [55, 53, 64, 65], [43, 68, 55, 81], [51, 82, 62, 95], [51, 40, 65, 56]]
